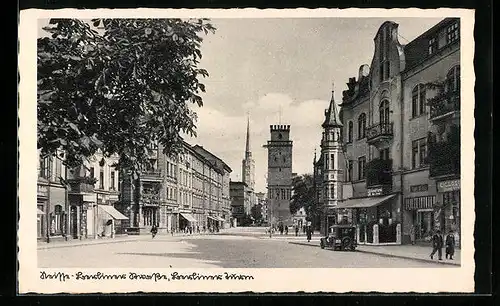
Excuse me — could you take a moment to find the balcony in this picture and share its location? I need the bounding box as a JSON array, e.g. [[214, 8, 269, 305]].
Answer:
[[67, 177, 96, 194], [366, 122, 394, 147], [140, 169, 163, 182], [429, 141, 460, 178], [366, 158, 393, 187], [429, 91, 460, 121], [141, 192, 162, 207]]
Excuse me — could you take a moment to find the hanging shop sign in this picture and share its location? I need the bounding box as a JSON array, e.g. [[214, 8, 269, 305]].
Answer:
[[437, 179, 460, 193]]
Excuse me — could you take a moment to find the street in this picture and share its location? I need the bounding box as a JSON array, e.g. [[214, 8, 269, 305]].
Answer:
[[38, 229, 454, 268]]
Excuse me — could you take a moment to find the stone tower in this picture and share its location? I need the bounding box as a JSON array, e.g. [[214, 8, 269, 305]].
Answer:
[[264, 124, 293, 225], [242, 116, 255, 191], [320, 84, 344, 235]]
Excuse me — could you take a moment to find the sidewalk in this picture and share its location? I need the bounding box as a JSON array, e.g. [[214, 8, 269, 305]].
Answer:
[[37, 231, 231, 250], [288, 241, 461, 266], [356, 244, 461, 266]]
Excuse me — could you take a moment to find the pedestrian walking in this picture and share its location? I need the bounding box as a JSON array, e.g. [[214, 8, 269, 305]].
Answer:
[[445, 230, 456, 260], [197, 225, 200, 234], [295, 226, 299, 236], [302, 225, 306, 234], [150, 224, 158, 239], [430, 230, 444, 260], [285, 226, 288, 235], [410, 225, 416, 245], [279, 225, 284, 235], [306, 226, 312, 242], [189, 226, 193, 235]]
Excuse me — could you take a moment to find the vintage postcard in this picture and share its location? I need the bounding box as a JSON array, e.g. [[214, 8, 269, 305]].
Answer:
[[18, 8, 475, 293]]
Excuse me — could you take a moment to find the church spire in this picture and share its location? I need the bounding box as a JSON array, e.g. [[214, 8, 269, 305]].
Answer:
[[322, 82, 343, 128], [245, 114, 251, 154]]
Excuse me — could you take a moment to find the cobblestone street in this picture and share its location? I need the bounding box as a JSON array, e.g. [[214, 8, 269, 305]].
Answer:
[[38, 228, 456, 268]]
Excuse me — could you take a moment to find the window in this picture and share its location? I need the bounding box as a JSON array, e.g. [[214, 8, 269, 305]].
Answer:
[[411, 138, 428, 169], [111, 171, 115, 190], [99, 170, 104, 189], [379, 27, 390, 82], [379, 100, 390, 124], [357, 113, 366, 139], [330, 185, 335, 199], [347, 160, 353, 182], [324, 153, 328, 170], [446, 66, 460, 93], [411, 84, 427, 118], [446, 22, 459, 44], [39, 156, 52, 179], [347, 121, 353, 143], [90, 167, 94, 178], [330, 154, 335, 170], [55, 159, 62, 179], [358, 157, 366, 180], [428, 37, 438, 55], [380, 148, 390, 160]]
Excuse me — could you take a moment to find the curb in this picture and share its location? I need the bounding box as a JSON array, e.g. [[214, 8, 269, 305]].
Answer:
[[37, 237, 146, 250], [288, 241, 460, 267]]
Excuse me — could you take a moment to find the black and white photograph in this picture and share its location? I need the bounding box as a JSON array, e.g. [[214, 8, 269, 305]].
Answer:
[[19, 8, 475, 293]]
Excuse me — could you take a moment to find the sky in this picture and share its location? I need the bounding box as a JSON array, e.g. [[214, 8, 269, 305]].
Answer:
[[183, 17, 442, 193], [38, 17, 443, 193]]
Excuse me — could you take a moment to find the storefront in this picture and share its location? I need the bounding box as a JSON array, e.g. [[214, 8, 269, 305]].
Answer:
[[337, 193, 399, 245], [436, 178, 461, 246], [37, 183, 49, 240], [404, 195, 436, 242], [179, 212, 197, 231]]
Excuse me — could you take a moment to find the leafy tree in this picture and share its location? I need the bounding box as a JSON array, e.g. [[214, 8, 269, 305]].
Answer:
[[290, 174, 315, 215], [37, 18, 216, 174], [250, 204, 263, 222]]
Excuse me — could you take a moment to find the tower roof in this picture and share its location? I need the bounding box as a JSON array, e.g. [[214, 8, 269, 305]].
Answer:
[[322, 83, 343, 128]]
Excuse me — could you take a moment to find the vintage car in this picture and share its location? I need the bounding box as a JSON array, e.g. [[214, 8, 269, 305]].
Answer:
[[320, 225, 357, 251]]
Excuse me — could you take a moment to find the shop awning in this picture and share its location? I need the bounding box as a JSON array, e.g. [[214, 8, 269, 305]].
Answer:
[[180, 213, 197, 223], [99, 205, 129, 220], [337, 194, 397, 209], [37, 208, 45, 215]]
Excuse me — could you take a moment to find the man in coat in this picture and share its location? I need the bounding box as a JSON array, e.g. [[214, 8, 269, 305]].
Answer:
[[445, 230, 456, 260], [306, 226, 312, 242], [430, 230, 444, 260]]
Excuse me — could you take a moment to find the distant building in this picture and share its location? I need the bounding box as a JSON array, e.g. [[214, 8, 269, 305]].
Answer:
[[241, 116, 257, 215], [230, 181, 250, 226], [264, 125, 294, 226], [255, 192, 267, 221]]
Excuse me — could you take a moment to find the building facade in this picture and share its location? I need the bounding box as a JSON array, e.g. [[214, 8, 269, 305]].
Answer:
[[264, 125, 294, 226], [120, 141, 232, 234], [230, 181, 250, 225], [326, 18, 461, 245], [38, 150, 128, 242], [319, 87, 345, 235]]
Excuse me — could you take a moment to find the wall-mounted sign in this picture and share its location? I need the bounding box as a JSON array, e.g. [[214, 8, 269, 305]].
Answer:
[[410, 184, 429, 193], [437, 179, 460, 192], [367, 188, 383, 197], [37, 185, 49, 197]]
